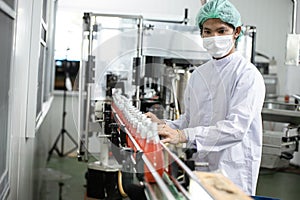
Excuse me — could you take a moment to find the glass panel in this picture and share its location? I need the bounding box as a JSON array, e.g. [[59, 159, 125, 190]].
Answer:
[[36, 44, 45, 118], [42, 0, 47, 23], [0, 10, 13, 178], [92, 16, 138, 100], [43, 46, 49, 102]]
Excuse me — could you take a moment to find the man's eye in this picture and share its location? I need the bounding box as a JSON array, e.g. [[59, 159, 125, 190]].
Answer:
[[203, 30, 210, 34], [218, 29, 226, 34]]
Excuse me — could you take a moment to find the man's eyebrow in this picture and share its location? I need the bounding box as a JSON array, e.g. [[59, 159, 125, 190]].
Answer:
[[203, 26, 228, 31]]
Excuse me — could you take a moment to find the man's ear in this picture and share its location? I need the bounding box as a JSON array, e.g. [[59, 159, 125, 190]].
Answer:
[[235, 26, 242, 38]]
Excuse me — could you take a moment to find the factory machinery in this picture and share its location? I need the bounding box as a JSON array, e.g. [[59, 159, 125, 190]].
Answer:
[[261, 94, 300, 169], [76, 12, 256, 200]]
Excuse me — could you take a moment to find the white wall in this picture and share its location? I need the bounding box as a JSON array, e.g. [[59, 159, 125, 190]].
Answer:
[[231, 0, 300, 95], [8, 0, 57, 199], [8, 0, 35, 198]]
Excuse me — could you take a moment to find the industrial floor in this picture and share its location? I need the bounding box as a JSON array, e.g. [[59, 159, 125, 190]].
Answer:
[[40, 155, 300, 200]]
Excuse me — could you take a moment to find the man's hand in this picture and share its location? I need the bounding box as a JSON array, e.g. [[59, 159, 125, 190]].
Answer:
[[158, 124, 186, 144]]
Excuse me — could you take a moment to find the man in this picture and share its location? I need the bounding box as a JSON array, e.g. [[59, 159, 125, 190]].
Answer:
[[146, 0, 265, 195]]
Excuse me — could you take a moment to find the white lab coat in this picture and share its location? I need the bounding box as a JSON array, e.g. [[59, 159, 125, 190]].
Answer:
[[167, 51, 265, 195]]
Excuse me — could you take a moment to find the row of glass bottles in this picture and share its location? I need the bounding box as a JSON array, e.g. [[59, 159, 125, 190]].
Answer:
[[112, 92, 164, 183]]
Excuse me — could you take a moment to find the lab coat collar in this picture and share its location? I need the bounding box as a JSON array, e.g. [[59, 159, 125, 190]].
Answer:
[[213, 51, 240, 68]]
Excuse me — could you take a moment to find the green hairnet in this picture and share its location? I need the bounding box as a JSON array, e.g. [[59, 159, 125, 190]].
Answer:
[[195, 0, 242, 29]]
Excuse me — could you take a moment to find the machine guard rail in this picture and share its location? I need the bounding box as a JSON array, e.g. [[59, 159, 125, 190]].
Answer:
[[112, 106, 214, 200]]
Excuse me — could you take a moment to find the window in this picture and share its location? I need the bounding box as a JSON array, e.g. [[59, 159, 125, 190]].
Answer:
[[54, 60, 80, 90], [26, 0, 56, 137]]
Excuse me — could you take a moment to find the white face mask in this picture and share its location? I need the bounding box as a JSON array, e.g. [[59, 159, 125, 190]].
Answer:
[[202, 35, 234, 58]]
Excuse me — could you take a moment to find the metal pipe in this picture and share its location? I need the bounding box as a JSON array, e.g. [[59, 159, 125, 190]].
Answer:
[[88, 12, 143, 19], [250, 26, 257, 64], [137, 18, 143, 58], [84, 84, 92, 161], [134, 18, 143, 109], [144, 8, 189, 25], [88, 15, 93, 60], [171, 76, 180, 119], [97, 135, 112, 138], [291, 0, 298, 34], [292, 94, 300, 102], [78, 15, 89, 160]]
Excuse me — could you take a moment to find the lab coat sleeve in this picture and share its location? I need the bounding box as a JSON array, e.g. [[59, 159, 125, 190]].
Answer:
[[183, 70, 265, 152]]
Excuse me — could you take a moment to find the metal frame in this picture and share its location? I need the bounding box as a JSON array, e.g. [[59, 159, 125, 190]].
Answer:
[[78, 12, 144, 161]]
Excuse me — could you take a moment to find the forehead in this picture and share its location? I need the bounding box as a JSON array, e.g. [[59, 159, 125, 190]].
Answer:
[[202, 18, 232, 29]]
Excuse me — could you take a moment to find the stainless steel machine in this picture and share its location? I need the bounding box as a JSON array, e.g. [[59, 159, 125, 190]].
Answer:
[[77, 12, 214, 200], [76, 12, 259, 200], [261, 96, 300, 169]]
